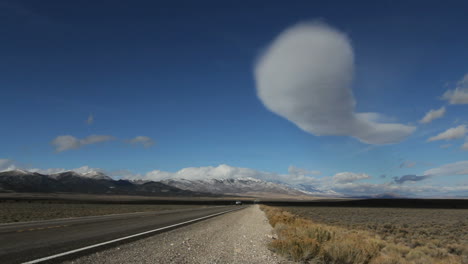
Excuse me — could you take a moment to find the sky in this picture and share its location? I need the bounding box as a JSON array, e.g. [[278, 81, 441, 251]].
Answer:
[[1, 0, 468, 197]]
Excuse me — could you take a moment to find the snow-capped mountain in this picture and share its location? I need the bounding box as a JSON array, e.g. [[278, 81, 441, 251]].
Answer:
[[82, 171, 113, 180], [0, 170, 203, 196], [50, 170, 112, 180], [140, 164, 332, 197], [161, 177, 310, 197], [1, 169, 31, 176], [0, 166, 334, 198]]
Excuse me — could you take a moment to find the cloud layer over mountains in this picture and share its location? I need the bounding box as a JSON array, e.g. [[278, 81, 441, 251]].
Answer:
[[2, 160, 467, 197]]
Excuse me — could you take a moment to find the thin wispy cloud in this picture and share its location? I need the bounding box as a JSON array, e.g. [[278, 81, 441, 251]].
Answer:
[[288, 166, 321, 176], [427, 125, 467, 142], [332, 172, 371, 184], [51, 135, 115, 152], [127, 136, 155, 148], [86, 114, 94, 125], [400, 161, 416, 168], [254, 22, 415, 145], [442, 73, 468, 104], [462, 139, 468, 151], [424, 160, 468, 176], [419, 107, 446, 124]]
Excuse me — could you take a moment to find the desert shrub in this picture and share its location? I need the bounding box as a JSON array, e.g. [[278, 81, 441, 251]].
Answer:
[[381, 243, 410, 257], [369, 253, 409, 264], [270, 236, 320, 261], [321, 234, 381, 264], [260, 205, 466, 264]]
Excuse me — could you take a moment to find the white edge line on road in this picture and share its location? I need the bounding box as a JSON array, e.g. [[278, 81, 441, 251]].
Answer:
[[22, 207, 244, 264], [0, 205, 228, 227]]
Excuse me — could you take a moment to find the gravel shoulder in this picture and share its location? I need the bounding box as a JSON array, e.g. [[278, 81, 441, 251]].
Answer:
[[67, 205, 290, 264]]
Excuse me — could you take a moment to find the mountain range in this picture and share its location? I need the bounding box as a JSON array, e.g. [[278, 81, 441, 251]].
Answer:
[[0, 170, 205, 197], [0, 169, 325, 198]]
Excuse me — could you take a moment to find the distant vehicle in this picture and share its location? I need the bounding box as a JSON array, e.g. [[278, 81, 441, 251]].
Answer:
[[235, 201, 242, 205]]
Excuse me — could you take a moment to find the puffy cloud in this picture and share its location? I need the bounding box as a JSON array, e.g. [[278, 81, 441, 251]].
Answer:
[[108, 169, 142, 179], [419, 107, 446, 124], [393, 175, 430, 184], [51, 136, 80, 152], [144, 170, 176, 180], [254, 22, 415, 145], [51, 135, 115, 152], [86, 114, 94, 125], [427, 125, 467, 142], [424, 160, 468, 176], [129, 164, 320, 187], [0, 159, 17, 171], [288, 165, 321, 176], [442, 74, 468, 104], [399, 161, 416, 168], [127, 136, 155, 148], [332, 172, 371, 183], [71, 166, 105, 175]]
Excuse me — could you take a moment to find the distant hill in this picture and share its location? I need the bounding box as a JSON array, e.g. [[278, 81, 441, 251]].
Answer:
[[0, 170, 207, 197], [161, 177, 308, 197], [0, 169, 333, 198]]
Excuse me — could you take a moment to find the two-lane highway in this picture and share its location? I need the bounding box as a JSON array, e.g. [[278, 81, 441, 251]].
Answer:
[[0, 205, 247, 263]]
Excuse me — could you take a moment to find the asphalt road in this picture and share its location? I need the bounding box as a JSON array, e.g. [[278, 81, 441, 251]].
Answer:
[[0, 205, 247, 264]]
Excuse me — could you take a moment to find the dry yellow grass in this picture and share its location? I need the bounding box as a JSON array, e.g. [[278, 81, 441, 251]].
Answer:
[[261, 206, 467, 264]]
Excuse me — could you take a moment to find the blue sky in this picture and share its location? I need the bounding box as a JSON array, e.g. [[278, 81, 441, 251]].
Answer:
[[1, 0, 467, 197]]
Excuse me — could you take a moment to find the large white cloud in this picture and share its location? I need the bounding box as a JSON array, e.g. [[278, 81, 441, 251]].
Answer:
[[442, 73, 468, 104], [419, 107, 446, 124], [51, 135, 115, 152], [129, 164, 320, 186], [427, 125, 467, 142], [254, 22, 415, 144]]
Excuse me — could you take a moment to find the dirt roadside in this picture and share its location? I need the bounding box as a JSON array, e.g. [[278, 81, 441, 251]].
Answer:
[[66, 205, 291, 264]]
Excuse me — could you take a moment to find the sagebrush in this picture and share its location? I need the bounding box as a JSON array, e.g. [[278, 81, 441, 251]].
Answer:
[[261, 206, 467, 264]]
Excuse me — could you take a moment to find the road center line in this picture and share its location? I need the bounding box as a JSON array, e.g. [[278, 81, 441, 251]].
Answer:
[[22, 207, 244, 264]]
